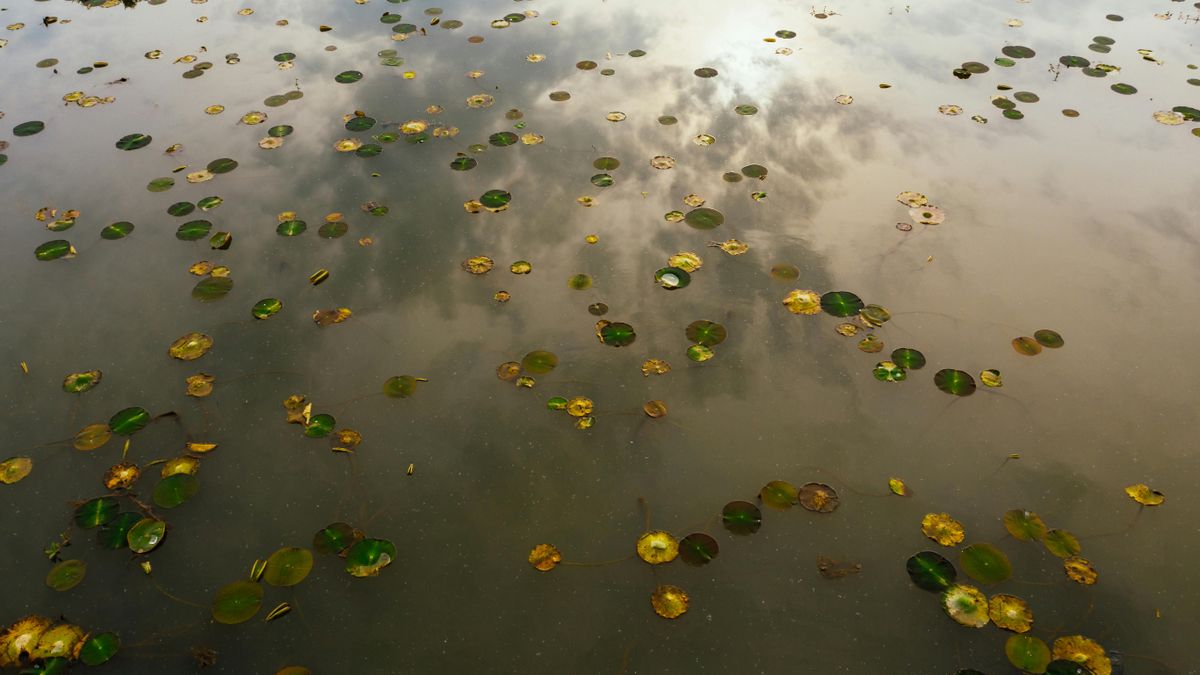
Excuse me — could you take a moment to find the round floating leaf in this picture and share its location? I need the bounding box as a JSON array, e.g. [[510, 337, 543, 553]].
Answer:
[[590, 173, 613, 187], [651, 585, 689, 619], [683, 207, 724, 229], [318, 221, 348, 238], [313, 522, 360, 555], [1124, 483, 1165, 506], [126, 518, 166, 553], [1093, 36, 1115, 45], [345, 538, 397, 577], [0, 456, 32, 484], [263, 547, 313, 587], [335, 70, 363, 83], [211, 580, 263, 624], [722, 501, 762, 534], [694, 67, 718, 78], [599, 322, 636, 347], [108, 406, 150, 436], [635, 531, 679, 564], [355, 144, 382, 158], [995, 57, 1016, 67], [268, 124, 293, 138], [798, 483, 839, 512], [168, 202, 195, 217], [1050, 636, 1110, 675], [78, 632, 120, 666], [206, 157, 238, 174], [192, 276, 233, 302], [1013, 91, 1040, 103], [678, 533, 719, 566], [1012, 336, 1043, 355], [1001, 45, 1036, 59], [479, 189, 512, 209], [197, 196, 223, 211], [35, 240, 73, 261], [13, 120, 46, 136], [959, 543, 1012, 583], [686, 345, 714, 362], [521, 350, 558, 375], [176, 220, 212, 241], [489, 131, 518, 147], [75, 497, 119, 528], [922, 513, 966, 546], [1004, 510, 1048, 541], [450, 155, 477, 171], [1110, 83, 1137, 95], [568, 274, 593, 290], [593, 156, 620, 170], [345, 116, 376, 132], [382, 375, 420, 398], [100, 221, 134, 240], [96, 512, 141, 549], [153, 473, 198, 508], [115, 133, 152, 150], [820, 291, 864, 318], [990, 593, 1034, 632], [1059, 55, 1090, 68], [734, 104, 758, 115], [906, 551, 957, 591], [62, 370, 102, 394], [685, 320, 726, 346], [654, 267, 690, 290], [940, 584, 990, 628], [305, 414, 336, 438], [1043, 529, 1081, 558], [1046, 660, 1096, 675], [252, 298, 282, 320], [276, 220, 307, 236], [147, 177, 175, 192], [45, 559, 86, 592], [1007, 635, 1052, 672], [934, 369, 976, 396], [1003, 109, 1025, 120], [1034, 329, 1064, 348], [759, 480, 798, 509]]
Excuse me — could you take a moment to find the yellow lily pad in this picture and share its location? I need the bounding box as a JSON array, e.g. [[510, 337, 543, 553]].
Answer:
[[650, 585, 689, 619], [528, 543, 561, 571], [921, 512, 965, 546], [988, 593, 1033, 632], [636, 530, 679, 564], [1124, 483, 1164, 506]]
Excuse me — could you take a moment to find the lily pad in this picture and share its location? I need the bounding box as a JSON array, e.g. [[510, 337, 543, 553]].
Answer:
[[721, 501, 762, 534], [934, 369, 976, 396], [78, 632, 120, 666], [678, 533, 719, 566], [521, 351, 558, 374], [96, 512, 142, 549], [62, 370, 102, 394], [1043, 529, 1081, 558], [685, 320, 726, 346], [176, 220, 213, 241], [126, 518, 166, 553], [1034, 329, 1064, 348], [277, 220, 307, 236], [115, 133, 152, 150], [820, 291, 864, 317], [335, 70, 363, 83], [383, 375, 421, 398], [599, 322, 636, 347], [152, 473, 198, 508], [940, 583, 990, 627], [759, 480, 798, 509], [263, 547, 313, 587], [1007, 634, 1052, 672], [13, 121, 46, 137], [654, 267, 690, 289], [906, 551, 957, 591], [959, 543, 1012, 583], [313, 522, 360, 555], [798, 483, 839, 512], [35, 240, 74, 261], [206, 157, 238, 174], [100, 221, 134, 240], [252, 298, 282, 320], [74, 497, 119, 528], [345, 538, 397, 577], [480, 189, 512, 209], [683, 207, 724, 229], [192, 276, 233, 301], [0, 457, 32, 484], [45, 560, 86, 592], [635, 531, 679, 564], [1004, 510, 1048, 541], [305, 414, 336, 438], [211, 580, 263, 624]]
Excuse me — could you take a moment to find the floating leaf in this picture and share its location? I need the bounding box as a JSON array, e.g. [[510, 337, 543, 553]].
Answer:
[[1051, 636, 1112, 675], [683, 207, 724, 229], [934, 369, 976, 396], [873, 361, 906, 382], [263, 547, 313, 587], [650, 585, 689, 619], [1, 616, 52, 666], [152, 473, 198, 508], [313, 522, 360, 555], [1123, 483, 1164, 506], [1043, 529, 1081, 558], [115, 133, 152, 150], [252, 298, 282, 320], [13, 121, 46, 137], [305, 414, 336, 438], [759, 480, 798, 510], [1006, 634, 1051, 672], [108, 407, 149, 436], [74, 497, 119, 528], [383, 375, 421, 398], [345, 538, 397, 577], [678, 533, 719, 566], [103, 461, 140, 490], [1012, 336, 1043, 355], [798, 483, 839, 513], [126, 518, 166, 553], [73, 423, 111, 451], [30, 624, 84, 661], [1003, 510, 1048, 541], [0, 457, 32, 485], [906, 551, 956, 591], [78, 632, 120, 666], [635, 531, 679, 564], [45, 560, 86, 592], [940, 584, 990, 628], [169, 332, 213, 360], [959, 543, 1012, 583], [528, 544, 561, 571], [685, 320, 726, 346], [1063, 556, 1098, 585], [783, 289, 822, 315], [101, 221, 134, 240], [192, 276, 233, 301], [211, 580, 263, 624], [888, 477, 910, 496], [35, 240, 75, 261], [686, 345, 714, 362], [176, 219, 212, 241], [722, 501, 762, 534], [521, 351, 558, 374], [599, 322, 636, 347], [922, 513, 965, 546], [820, 291, 864, 317]]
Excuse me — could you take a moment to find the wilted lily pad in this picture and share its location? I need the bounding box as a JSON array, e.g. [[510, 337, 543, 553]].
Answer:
[[169, 332, 213, 360], [940, 584, 990, 627], [0, 457, 32, 485], [62, 370, 102, 394], [211, 580, 263, 624], [1124, 483, 1164, 506], [798, 483, 839, 513], [922, 513, 965, 546], [651, 585, 689, 619], [528, 544, 561, 571], [1051, 636, 1111, 675]]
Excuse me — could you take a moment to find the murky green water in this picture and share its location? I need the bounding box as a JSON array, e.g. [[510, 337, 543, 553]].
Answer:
[[2, 0, 1197, 673]]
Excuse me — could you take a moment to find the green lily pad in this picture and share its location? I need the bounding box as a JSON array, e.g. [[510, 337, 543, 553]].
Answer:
[[521, 351, 558, 375], [599, 322, 636, 347], [273, 52, 296, 61], [678, 533, 719, 566], [304, 414, 336, 438], [1013, 91, 1040, 103], [994, 57, 1016, 67], [345, 116, 376, 132], [906, 551, 957, 591], [1059, 55, 1090, 68], [480, 189, 512, 209], [197, 196, 223, 211], [1110, 83, 1137, 95], [268, 124, 294, 138], [345, 538, 397, 577], [62, 370, 102, 394], [252, 298, 282, 320], [593, 156, 620, 170], [959, 543, 1012, 583], [934, 369, 976, 396], [74, 497, 119, 528], [489, 131, 518, 147], [654, 267, 690, 290], [176, 220, 212, 240], [383, 376, 420, 398], [192, 276, 233, 302], [206, 157, 238, 174], [355, 144, 382, 158], [126, 518, 167, 553], [734, 104, 758, 115], [96, 512, 142, 549], [759, 480, 798, 510], [686, 345, 714, 362], [45, 559, 87, 591], [685, 320, 726, 346], [211, 580, 263, 624], [13, 121, 46, 137], [1046, 660, 1095, 675], [313, 522, 360, 555], [153, 474, 198, 508], [820, 291, 864, 317], [115, 133, 152, 150], [263, 547, 313, 587], [1007, 635, 1052, 673], [147, 177, 175, 192], [100, 221, 134, 240], [721, 501, 762, 535], [1043, 529, 1081, 558], [1003, 109, 1025, 120], [1093, 36, 1115, 45], [108, 407, 150, 436], [450, 156, 477, 171], [210, 231, 233, 249], [167, 202, 195, 217], [873, 361, 906, 382], [335, 70, 363, 83], [276, 220, 307, 236], [1013, 336, 1043, 355], [1034, 329, 1064, 348], [1003, 510, 1048, 541], [683, 207, 724, 229], [568, 274, 593, 290], [590, 173, 614, 187], [1001, 45, 1036, 59], [741, 164, 768, 179], [319, 221, 348, 238], [78, 632, 120, 666], [35, 240, 74, 261]]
